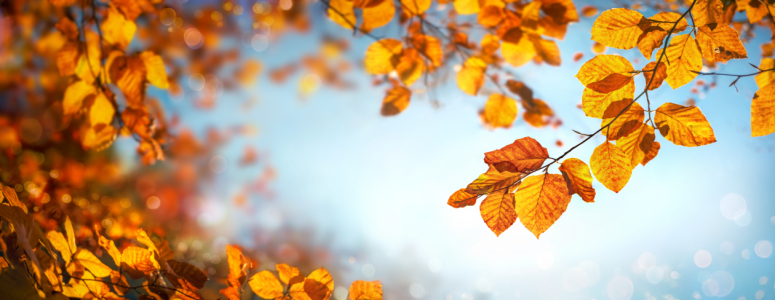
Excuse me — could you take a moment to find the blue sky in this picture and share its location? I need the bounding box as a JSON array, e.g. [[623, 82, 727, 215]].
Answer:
[[128, 1, 775, 299]]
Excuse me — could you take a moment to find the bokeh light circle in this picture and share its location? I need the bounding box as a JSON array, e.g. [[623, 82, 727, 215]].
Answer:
[[646, 267, 664, 284], [409, 283, 424, 298], [562, 267, 588, 291], [735, 210, 752, 226], [607, 276, 633, 300], [720, 193, 746, 220], [694, 250, 712, 268], [755, 240, 772, 258], [720, 241, 735, 255]]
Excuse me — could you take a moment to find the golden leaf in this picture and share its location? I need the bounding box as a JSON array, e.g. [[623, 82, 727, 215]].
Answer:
[[751, 82, 775, 137], [276, 264, 300, 285], [76, 31, 102, 84], [502, 34, 536, 67], [348, 280, 383, 300], [636, 27, 666, 60], [56, 41, 79, 76], [514, 174, 571, 238], [484, 137, 549, 173], [755, 58, 775, 88], [109, 55, 147, 107], [63, 80, 96, 115], [456, 57, 486, 96], [616, 122, 656, 170], [81, 124, 117, 151], [575, 54, 635, 86], [582, 79, 635, 119], [641, 141, 660, 166], [530, 34, 561, 66], [121, 246, 157, 279], [590, 141, 632, 193], [410, 34, 443, 67], [657, 34, 702, 89], [601, 100, 645, 140], [380, 86, 411, 116], [139, 51, 169, 89], [364, 39, 402, 74], [591, 8, 649, 50], [695, 24, 747, 62], [90, 93, 115, 126], [466, 169, 523, 195], [226, 244, 250, 286], [654, 102, 716, 146], [400, 0, 430, 16], [360, 0, 394, 32], [523, 98, 554, 127], [649, 11, 689, 33], [454, 0, 480, 14], [692, 0, 725, 27], [478, 5, 504, 27], [168, 260, 209, 290], [74, 249, 112, 278], [305, 268, 334, 300], [98, 236, 121, 266], [558, 158, 596, 203], [101, 5, 136, 49], [447, 188, 478, 208], [328, 0, 356, 29], [482, 94, 518, 128], [47, 230, 73, 265], [642, 61, 667, 90], [249, 271, 284, 299], [480, 190, 517, 236], [396, 48, 424, 86]]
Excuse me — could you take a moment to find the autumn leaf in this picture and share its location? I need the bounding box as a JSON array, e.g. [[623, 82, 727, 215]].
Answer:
[[591, 8, 649, 50], [641, 141, 660, 166], [616, 122, 656, 170], [454, 0, 480, 15], [140, 51, 169, 89], [695, 24, 747, 62], [530, 34, 561, 66], [380, 86, 411, 116], [636, 27, 667, 60], [654, 102, 716, 146], [478, 6, 504, 27], [457, 56, 486, 96], [601, 100, 645, 140], [90, 93, 115, 126], [109, 54, 147, 107], [466, 169, 523, 195], [249, 271, 284, 299], [576, 54, 635, 86], [482, 94, 518, 128], [479, 189, 518, 236], [74, 249, 112, 278], [649, 11, 689, 33], [76, 31, 102, 84], [484, 137, 549, 173], [360, 0, 394, 32], [642, 61, 667, 90], [447, 188, 478, 208], [277, 263, 300, 285], [691, 0, 725, 27], [121, 246, 157, 279], [755, 58, 775, 88], [364, 39, 402, 74], [657, 34, 702, 89], [348, 280, 383, 300], [558, 158, 596, 202], [400, 0, 430, 16], [304, 268, 334, 300], [522, 98, 555, 127], [411, 34, 443, 67], [328, 0, 356, 29], [396, 48, 424, 86], [582, 79, 635, 119], [63, 81, 96, 115], [590, 141, 632, 193], [101, 5, 136, 49], [751, 82, 775, 137], [167, 260, 209, 290], [514, 174, 571, 238], [502, 34, 536, 67]]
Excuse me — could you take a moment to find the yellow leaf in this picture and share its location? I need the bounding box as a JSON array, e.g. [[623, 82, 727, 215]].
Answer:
[[56, 41, 79, 76], [90, 93, 115, 126], [541, 0, 579, 23], [410, 34, 443, 67], [276, 264, 300, 285], [76, 31, 101, 84], [514, 174, 571, 238], [484, 136, 549, 173], [590, 141, 632, 193], [109, 55, 147, 107], [642, 61, 667, 90], [523, 98, 554, 127], [616, 122, 656, 170], [502, 34, 536, 67], [691, 0, 725, 27], [654, 102, 716, 146], [657, 34, 702, 89], [591, 8, 649, 50], [575, 54, 635, 86], [466, 169, 523, 195], [751, 82, 775, 137], [456, 57, 486, 96], [636, 27, 666, 60], [101, 5, 136, 49], [380, 86, 411, 116], [582, 79, 635, 119], [480, 190, 517, 236], [98, 236, 121, 266], [454, 0, 480, 14], [482, 94, 517, 128], [74, 249, 112, 278], [601, 100, 645, 140], [364, 39, 402, 74], [328, 0, 356, 29], [755, 58, 775, 88], [558, 158, 596, 203], [49, 0, 76, 6], [530, 34, 561, 66], [120, 246, 157, 279], [741, 0, 775, 23], [305, 268, 334, 300], [641, 141, 660, 166], [447, 188, 478, 208], [63, 81, 95, 115], [396, 48, 424, 86], [649, 11, 689, 33], [360, 0, 394, 32], [695, 24, 747, 63], [81, 124, 117, 151], [249, 271, 284, 299], [348, 280, 382, 300], [478, 5, 504, 27], [65, 215, 75, 250], [400, 0, 430, 16], [46, 231, 73, 265], [226, 244, 250, 286], [139, 51, 169, 89]]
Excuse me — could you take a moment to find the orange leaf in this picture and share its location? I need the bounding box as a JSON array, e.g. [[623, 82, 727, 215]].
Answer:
[[454, 0, 480, 14], [601, 100, 645, 140], [249, 271, 284, 299], [399, 0, 430, 16], [615, 122, 656, 170], [755, 58, 775, 88], [466, 169, 523, 195], [484, 137, 549, 173], [502, 34, 536, 67], [642, 61, 667, 90], [328, 0, 356, 29], [691, 0, 725, 27], [581, 79, 635, 119], [591, 8, 649, 50], [276, 263, 300, 285], [360, 0, 394, 32], [558, 158, 596, 203], [590, 141, 632, 193], [167, 260, 209, 290], [752, 82, 775, 136], [364, 39, 402, 75], [480, 190, 517, 236], [380, 86, 411, 116], [482, 94, 518, 128], [100, 5, 136, 49], [396, 49, 424, 86], [575, 54, 635, 86], [654, 102, 716, 146], [348, 280, 383, 300], [448, 188, 478, 208], [657, 34, 702, 89], [304, 268, 334, 300], [641, 141, 660, 166], [139, 51, 169, 89], [695, 24, 747, 62], [410, 34, 443, 67], [514, 174, 571, 238], [63, 80, 96, 115], [456, 57, 486, 96]]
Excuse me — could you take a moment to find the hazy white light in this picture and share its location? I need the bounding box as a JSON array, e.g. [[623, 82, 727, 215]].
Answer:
[[333, 287, 348, 300], [639, 253, 657, 270], [743, 249, 751, 259], [755, 290, 764, 300], [537, 252, 553, 270], [475, 278, 493, 293], [409, 283, 425, 298], [562, 267, 589, 291], [184, 27, 203, 48], [756, 240, 773, 258], [188, 73, 205, 91], [720, 193, 746, 220], [735, 210, 752, 226], [720, 241, 735, 255], [760, 276, 769, 285], [702, 278, 720, 296], [671, 271, 680, 279], [578, 260, 600, 287], [709, 271, 735, 297], [251, 34, 269, 52], [428, 258, 442, 273], [646, 267, 664, 284], [146, 196, 161, 209], [694, 250, 712, 268], [362, 264, 375, 278], [607, 276, 633, 300]]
